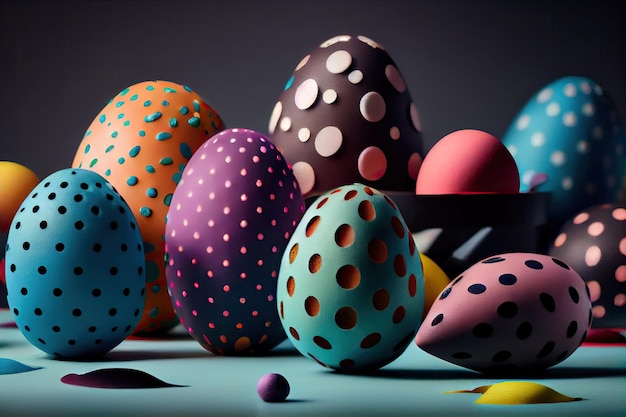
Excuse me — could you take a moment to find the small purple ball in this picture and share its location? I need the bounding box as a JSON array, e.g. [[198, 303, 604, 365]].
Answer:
[[256, 373, 290, 402]]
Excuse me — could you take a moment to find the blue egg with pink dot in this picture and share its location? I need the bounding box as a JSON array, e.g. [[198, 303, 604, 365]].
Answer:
[[502, 75, 626, 231]]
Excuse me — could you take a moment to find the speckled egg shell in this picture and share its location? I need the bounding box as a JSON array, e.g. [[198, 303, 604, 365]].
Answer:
[[277, 183, 424, 372], [5, 168, 146, 358], [549, 203, 626, 328], [72, 80, 225, 334], [268, 35, 424, 197], [415, 129, 520, 194], [416, 253, 592, 374], [165, 128, 305, 355], [502, 76, 626, 229]]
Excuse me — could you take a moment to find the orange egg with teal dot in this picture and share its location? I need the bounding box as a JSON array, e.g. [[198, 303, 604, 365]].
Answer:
[[72, 80, 225, 334]]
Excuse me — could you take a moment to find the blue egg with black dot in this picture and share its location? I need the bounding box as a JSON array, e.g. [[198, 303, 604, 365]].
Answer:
[[5, 168, 146, 358]]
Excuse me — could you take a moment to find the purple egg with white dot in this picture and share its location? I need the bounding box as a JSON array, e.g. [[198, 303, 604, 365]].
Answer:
[[257, 373, 290, 402], [164, 128, 305, 355]]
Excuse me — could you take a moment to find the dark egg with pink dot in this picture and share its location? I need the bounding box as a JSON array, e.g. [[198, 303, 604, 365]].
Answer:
[[277, 183, 425, 371], [549, 202, 626, 330], [257, 373, 290, 402], [164, 128, 305, 355]]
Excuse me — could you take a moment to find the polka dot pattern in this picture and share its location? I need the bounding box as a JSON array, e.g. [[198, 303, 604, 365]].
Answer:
[[72, 80, 225, 334], [164, 128, 305, 355], [268, 34, 424, 196], [502, 75, 626, 228], [549, 202, 626, 328], [415, 253, 591, 374], [277, 183, 424, 371], [5, 168, 146, 358]]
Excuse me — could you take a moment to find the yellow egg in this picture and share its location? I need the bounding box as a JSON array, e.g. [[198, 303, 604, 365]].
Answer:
[[447, 381, 582, 405], [0, 161, 39, 233], [419, 253, 450, 318]]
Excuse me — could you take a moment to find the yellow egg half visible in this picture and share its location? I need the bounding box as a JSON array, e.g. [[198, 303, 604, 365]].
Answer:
[[72, 80, 225, 334], [0, 161, 40, 233], [419, 253, 450, 319]]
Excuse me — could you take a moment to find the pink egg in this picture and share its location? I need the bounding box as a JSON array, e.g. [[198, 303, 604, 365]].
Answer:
[[415, 129, 520, 194], [416, 252, 592, 374]]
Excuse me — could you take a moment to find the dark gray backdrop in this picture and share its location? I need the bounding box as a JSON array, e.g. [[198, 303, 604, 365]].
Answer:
[[1, 0, 625, 179]]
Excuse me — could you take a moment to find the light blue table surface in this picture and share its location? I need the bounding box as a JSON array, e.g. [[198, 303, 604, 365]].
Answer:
[[0, 309, 625, 417]]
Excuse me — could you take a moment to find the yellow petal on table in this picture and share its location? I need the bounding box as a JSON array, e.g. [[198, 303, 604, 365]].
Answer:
[[446, 381, 583, 405]]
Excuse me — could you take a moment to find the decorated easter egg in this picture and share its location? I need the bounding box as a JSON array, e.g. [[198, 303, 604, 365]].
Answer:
[[0, 161, 40, 233], [416, 253, 592, 374], [420, 253, 450, 318], [277, 183, 424, 371], [268, 34, 424, 197], [165, 128, 305, 354], [415, 129, 520, 194], [5, 168, 145, 358], [549, 203, 626, 329], [502, 76, 626, 230], [72, 80, 225, 334]]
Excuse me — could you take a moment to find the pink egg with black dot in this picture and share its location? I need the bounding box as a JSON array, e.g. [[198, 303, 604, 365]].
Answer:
[[416, 252, 592, 374], [549, 202, 626, 330], [164, 128, 305, 355]]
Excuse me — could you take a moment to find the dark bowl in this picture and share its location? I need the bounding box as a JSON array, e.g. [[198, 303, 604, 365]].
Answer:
[[388, 192, 551, 278]]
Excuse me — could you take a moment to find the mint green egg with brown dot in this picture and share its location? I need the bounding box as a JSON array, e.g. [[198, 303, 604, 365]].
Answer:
[[277, 183, 425, 371]]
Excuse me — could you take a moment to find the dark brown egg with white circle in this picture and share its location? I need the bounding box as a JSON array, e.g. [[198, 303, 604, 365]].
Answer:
[[549, 203, 626, 329], [164, 128, 305, 355], [268, 35, 424, 197], [415, 253, 592, 374]]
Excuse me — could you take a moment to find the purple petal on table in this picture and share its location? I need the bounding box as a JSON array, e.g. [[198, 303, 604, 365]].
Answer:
[[60, 368, 185, 389]]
